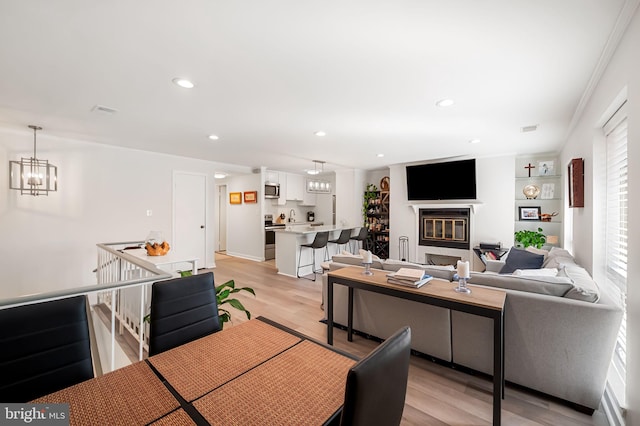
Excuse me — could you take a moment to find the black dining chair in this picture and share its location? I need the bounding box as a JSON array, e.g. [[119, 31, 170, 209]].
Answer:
[[148, 271, 221, 356], [339, 326, 411, 426], [297, 231, 330, 281], [349, 227, 369, 254], [328, 228, 353, 256], [0, 295, 94, 402]]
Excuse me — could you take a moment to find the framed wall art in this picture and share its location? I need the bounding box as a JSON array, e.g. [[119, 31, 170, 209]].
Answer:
[[229, 192, 242, 204], [519, 206, 541, 221], [243, 191, 257, 203], [541, 183, 555, 199], [538, 160, 554, 176], [568, 158, 584, 207]]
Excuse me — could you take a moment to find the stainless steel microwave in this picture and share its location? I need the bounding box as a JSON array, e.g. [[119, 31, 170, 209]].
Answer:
[[264, 182, 280, 198]]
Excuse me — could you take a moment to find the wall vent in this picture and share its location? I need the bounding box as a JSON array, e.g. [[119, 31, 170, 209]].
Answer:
[[521, 124, 538, 132], [91, 105, 118, 114]]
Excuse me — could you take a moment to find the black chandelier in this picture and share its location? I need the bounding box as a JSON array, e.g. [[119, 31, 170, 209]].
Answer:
[[9, 125, 58, 196]]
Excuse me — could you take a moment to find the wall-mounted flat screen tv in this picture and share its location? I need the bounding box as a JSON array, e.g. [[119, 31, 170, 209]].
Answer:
[[406, 159, 476, 200]]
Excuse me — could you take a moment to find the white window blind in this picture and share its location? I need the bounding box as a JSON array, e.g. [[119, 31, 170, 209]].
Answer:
[[605, 117, 628, 295], [603, 102, 628, 412]]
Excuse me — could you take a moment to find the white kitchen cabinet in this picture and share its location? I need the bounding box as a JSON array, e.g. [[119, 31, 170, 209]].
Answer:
[[286, 173, 304, 201], [277, 174, 287, 205], [266, 170, 280, 184]]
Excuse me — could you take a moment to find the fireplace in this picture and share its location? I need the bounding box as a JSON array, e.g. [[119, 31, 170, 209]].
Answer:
[[419, 208, 470, 250]]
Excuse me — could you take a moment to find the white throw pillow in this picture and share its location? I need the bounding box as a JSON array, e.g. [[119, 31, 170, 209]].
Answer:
[[513, 268, 558, 277]]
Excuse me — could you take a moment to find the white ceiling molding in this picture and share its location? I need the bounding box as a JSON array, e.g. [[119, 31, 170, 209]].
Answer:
[[566, 0, 640, 137]]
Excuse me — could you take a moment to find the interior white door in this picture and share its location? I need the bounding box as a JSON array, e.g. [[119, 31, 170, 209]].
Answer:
[[173, 172, 207, 268]]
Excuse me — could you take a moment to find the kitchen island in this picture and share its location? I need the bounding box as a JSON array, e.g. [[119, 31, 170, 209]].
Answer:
[[274, 225, 348, 278]]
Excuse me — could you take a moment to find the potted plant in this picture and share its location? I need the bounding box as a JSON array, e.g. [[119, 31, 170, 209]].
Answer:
[[362, 183, 378, 225], [144, 271, 255, 329], [514, 227, 546, 249], [215, 278, 255, 328]]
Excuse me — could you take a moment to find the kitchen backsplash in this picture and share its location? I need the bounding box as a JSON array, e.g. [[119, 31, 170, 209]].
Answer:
[[265, 201, 314, 223]]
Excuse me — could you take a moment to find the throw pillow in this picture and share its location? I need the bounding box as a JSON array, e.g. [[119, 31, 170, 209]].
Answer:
[[525, 246, 549, 261], [513, 268, 558, 277], [542, 247, 575, 267], [562, 265, 601, 303], [500, 248, 545, 274], [468, 272, 573, 297]]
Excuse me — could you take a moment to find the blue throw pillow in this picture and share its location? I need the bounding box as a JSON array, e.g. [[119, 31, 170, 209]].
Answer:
[[500, 248, 545, 274]]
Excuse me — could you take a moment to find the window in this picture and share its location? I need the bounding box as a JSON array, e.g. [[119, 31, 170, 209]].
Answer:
[[603, 101, 628, 413]]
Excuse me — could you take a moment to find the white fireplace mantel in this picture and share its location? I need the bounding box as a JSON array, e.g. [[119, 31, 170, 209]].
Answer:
[[408, 201, 483, 215], [409, 202, 481, 265]]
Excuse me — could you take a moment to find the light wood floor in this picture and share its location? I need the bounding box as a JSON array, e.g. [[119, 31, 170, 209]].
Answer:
[[209, 252, 609, 426]]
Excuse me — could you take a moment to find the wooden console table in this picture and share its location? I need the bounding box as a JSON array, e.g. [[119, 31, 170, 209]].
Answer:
[[326, 266, 506, 426]]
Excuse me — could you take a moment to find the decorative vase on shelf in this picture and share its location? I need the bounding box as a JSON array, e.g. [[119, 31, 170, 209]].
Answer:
[[523, 184, 540, 199]]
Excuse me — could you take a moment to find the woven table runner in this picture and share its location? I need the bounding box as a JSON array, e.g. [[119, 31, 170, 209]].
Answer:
[[150, 409, 196, 425], [149, 319, 301, 402], [31, 361, 179, 425], [193, 340, 356, 425]]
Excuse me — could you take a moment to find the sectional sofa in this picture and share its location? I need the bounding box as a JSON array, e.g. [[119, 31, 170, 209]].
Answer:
[[321, 248, 623, 412]]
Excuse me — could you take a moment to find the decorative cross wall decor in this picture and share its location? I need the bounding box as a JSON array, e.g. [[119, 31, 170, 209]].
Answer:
[[524, 163, 535, 177]]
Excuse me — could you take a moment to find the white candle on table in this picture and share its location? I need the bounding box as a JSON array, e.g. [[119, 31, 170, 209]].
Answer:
[[363, 250, 373, 264], [457, 260, 470, 278]]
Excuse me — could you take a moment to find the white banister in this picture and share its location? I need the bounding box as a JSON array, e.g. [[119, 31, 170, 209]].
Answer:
[[0, 241, 173, 374]]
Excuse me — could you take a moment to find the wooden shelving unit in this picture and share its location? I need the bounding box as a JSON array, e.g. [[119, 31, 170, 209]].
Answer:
[[365, 190, 390, 259]]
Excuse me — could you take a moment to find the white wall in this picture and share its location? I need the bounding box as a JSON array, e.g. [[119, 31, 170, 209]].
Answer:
[[335, 169, 366, 229], [0, 128, 251, 299], [365, 169, 389, 192], [561, 6, 639, 423], [225, 172, 264, 261], [388, 155, 514, 265]]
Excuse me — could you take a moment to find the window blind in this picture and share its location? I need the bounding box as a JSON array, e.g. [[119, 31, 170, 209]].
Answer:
[[603, 102, 628, 412]]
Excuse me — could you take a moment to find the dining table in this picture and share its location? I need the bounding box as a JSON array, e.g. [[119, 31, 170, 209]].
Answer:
[[33, 317, 358, 425]]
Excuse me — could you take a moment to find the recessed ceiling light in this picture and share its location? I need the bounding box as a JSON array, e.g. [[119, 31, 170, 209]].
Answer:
[[314, 131, 326, 137], [469, 139, 481, 144], [307, 169, 320, 175], [172, 78, 195, 89], [436, 99, 455, 108], [377, 153, 385, 158], [208, 134, 219, 140], [214, 172, 227, 179]]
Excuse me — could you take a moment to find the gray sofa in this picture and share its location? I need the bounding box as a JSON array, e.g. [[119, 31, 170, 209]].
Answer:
[[321, 249, 623, 412]]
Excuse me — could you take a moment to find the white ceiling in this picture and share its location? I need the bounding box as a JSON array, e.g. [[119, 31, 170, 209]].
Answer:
[[0, 0, 631, 174]]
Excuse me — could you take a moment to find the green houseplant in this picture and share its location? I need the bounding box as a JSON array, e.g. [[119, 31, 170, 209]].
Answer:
[[514, 227, 546, 249], [215, 278, 255, 328], [362, 183, 378, 226], [144, 271, 255, 329]]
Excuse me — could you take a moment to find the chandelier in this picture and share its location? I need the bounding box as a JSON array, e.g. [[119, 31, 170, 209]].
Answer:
[[307, 160, 325, 175], [9, 125, 58, 196]]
